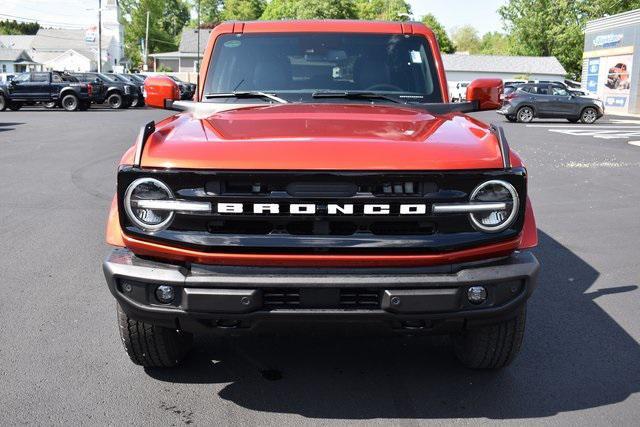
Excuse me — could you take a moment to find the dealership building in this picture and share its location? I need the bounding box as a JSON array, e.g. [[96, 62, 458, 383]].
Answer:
[[583, 9, 640, 115]]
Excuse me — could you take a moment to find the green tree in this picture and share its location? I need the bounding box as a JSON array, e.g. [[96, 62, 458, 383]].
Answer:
[[479, 31, 511, 55], [122, 0, 189, 68], [0, 19, 40, 35], [499, 0, 640, 79], [221, 0, 267, 20], [199, 0, 224, 24], [355, 0, 411, 21], [261, 0, 357, 19], [421, 13, 455, 53], [451, 25, 481, 53]]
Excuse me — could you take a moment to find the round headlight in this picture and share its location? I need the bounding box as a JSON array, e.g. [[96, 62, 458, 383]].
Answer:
[[469, 180, 519, 233], [124, 178, 174, 231]]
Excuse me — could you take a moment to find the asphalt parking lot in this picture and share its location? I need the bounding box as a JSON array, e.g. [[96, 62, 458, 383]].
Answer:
[[1, 106, 639, 425]]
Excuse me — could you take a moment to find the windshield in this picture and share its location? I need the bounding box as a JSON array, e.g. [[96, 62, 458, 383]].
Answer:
[[126, 74, 145, 83], [107, 73, 128, 83], [96, 73, 115, 83], [204, 33, 442, 103]]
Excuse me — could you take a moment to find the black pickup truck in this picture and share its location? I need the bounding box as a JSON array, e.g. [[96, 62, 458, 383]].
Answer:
[[72, 72, 134, 109], [0, 71, 95, 111]]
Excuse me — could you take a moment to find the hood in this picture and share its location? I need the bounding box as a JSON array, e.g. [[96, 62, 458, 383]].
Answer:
[[141, 103, 504, 170]]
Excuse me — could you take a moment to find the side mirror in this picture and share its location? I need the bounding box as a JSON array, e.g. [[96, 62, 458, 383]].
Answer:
[[9, 80, 18, 86], [93, 78, 101, 84], [143, 75, 181, 109], [466, 78, 503, 111]]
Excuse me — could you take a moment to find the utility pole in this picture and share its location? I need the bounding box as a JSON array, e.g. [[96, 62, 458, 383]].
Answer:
[[144, 11, 150, 71], [196, 0, 200, 99], [98, 0, 102, 72]]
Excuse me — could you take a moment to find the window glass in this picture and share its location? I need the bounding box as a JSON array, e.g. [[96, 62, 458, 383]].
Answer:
[[52, 74, 62, 83], [551, 86, 568, 96], [205, 33, 442, 102], [13, 73, 30, 82], [32, 73, 49, 82], [536, 85, 549, 95]]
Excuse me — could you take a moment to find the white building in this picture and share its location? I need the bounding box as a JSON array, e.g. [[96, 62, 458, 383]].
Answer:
[[0, 0, 124, 73], [443, 54, 567, 84], [149, 29, 212, 72]]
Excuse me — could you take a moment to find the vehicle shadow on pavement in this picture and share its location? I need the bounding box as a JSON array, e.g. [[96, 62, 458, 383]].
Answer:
[[146, 231, 640, 420], [0, 122, 24, 133]]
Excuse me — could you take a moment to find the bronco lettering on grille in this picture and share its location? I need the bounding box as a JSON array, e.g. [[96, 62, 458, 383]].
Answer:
[[216, 203, 429, 215]]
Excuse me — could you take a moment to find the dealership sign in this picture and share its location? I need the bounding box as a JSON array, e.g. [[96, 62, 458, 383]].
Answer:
[[593, 34, 623, 48]]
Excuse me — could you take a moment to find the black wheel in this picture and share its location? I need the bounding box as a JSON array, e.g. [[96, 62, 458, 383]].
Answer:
[[61, 94, 79, 111], [107, 93, 123, 109], [452, 307, 526, 369], [567, 118, 580, 123], [79, 100, 90, 111], [506, 115, 517, 122], [580, 107, 598, 124], [121, 98, 132, 109], [0, 94, 6, 111], [130, 95, 142, 108], [43, 101, 58, 109], [516, 106, 534, 123], [117, 304, 193, 367]]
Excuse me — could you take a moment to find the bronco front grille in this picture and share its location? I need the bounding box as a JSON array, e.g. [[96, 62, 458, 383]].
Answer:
[[118, 168, 527, 254]]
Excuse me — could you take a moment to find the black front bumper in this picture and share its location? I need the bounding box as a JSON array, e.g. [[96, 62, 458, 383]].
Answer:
[[103, 248, 539, 333]]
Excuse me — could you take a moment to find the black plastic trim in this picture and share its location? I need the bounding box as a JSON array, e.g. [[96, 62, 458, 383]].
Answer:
[[490, 123, 511, 169]]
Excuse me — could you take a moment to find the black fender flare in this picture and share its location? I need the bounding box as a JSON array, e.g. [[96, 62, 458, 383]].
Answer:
[[59, 88, 79, 99], [106, 87, 123, 97]]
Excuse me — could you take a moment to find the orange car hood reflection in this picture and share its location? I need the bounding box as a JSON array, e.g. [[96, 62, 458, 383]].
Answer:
[[141, 103, 503, 170]]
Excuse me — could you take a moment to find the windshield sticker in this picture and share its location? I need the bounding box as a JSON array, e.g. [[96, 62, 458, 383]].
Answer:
[[224, 40, 242, 48], [410, 51, 422, 63]]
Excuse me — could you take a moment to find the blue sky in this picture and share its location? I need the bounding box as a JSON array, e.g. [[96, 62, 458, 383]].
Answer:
[[2, 0, 508, 35]]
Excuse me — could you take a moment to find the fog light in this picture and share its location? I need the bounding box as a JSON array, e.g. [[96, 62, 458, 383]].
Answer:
[[121, 281, 133, 293], [155, 285, 175, 304], [467, 286, 487, 304]]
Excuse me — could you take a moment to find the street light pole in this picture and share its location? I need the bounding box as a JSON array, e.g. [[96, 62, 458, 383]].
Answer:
[[196, 0, 200, 100], [98, 0, 102, 72], [144, 11, 150, 71]]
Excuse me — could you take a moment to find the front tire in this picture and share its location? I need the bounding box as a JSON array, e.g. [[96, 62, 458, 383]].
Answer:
[[452, 307, 526, 369], [61, 94, 79, 111], [0, 94, 6, 111], [580, 107, 598, 124], [117, 304, 193, 367], [516, 106, 534, 123], [107, 93, 123, 109]]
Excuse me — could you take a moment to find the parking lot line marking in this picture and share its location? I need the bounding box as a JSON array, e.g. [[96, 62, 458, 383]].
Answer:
[[526, 125, 640, 128], [549, 129, 640, 139], [629, 141, 640, 147]]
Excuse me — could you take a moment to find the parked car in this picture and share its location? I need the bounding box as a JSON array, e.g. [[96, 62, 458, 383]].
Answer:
[[450, 81, 470, 102], [497, 82, 604, 123], [167, 75, 196, 100], [105, 73, 145, 107], [71, 72, 134, 109], [0, 71, 95, 111], [106, 20, 539, 370]]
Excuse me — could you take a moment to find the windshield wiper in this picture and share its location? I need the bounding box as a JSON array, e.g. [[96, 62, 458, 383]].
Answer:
[[204, 91, 288, 104], [311, 91, 404, 104]]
